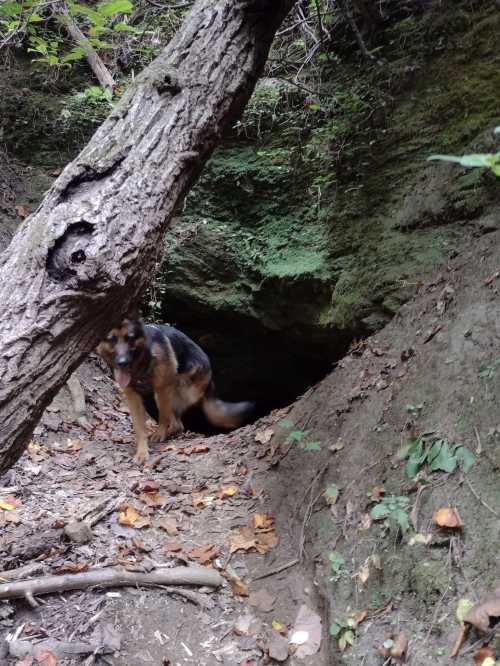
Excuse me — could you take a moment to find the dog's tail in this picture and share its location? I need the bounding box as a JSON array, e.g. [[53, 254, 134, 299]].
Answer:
[[201, 382, 255, 429]]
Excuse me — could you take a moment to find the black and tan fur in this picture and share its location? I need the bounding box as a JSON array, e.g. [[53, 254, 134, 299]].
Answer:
[[98, 319, 254, 464]]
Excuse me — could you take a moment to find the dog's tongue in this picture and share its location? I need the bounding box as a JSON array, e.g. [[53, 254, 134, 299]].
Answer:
[[114, 367, 131, 388]]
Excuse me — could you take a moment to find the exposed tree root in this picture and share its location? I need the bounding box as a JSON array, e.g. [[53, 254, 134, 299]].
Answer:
[[0, 565, 223, 606]]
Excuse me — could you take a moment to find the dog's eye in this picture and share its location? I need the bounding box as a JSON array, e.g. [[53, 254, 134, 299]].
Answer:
[[125, 334, 135, 343], [107, 335, 117, 345]]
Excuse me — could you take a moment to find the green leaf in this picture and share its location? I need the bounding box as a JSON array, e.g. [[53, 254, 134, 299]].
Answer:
[[286, 430, 306, 444], [325, 484, 339, 501], [27, 13, 43, 22], [88, 38, 113, 49], [328, 550, 345, 574], [428, 441, 457, 473], [371, 504, 389, 520], [343, 630, 355, 646], [329, 622, 342, 637], [112, 21, 137, 32], [428, 153, 494, 168], [392, 508, 410, 532], [426, 439, 444, 465], [455, 446, 475, 473], [69, 3, 105, 25], [0, 2, 22, 16], [98, 0, 133, 16], [303, 440, 321, 451], [61, 46, 86, 63], [278, 418, 294, 429]]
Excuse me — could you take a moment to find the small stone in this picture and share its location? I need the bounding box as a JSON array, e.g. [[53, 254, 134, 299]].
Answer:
[[268, 632, 289, 662], [63, 520, 93, 544]]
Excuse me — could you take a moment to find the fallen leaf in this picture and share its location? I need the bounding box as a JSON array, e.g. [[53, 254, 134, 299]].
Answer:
[[131, 537, 151, 552], [272, 620, 287, 634], [117, 505, 140, 527], [186, 543, 218, 564], [359, 513, 372, 530], [249, 588, 276, 612], [290, 604, 322, 658], [16, 657, 34, 666], [35, 651, 58, 666], [53, 562, 88, 574], [349, 385, 362, 400], [255, 428, 274, 444], [233, 613, 262, 636], [229, 527, 258, 555], [474, 647, 496, 664], [484, 269, 500, 285], [255, 530, 278, 553], [357, 562, 370, 585], [390, 632, 408, 658], [218, 485, 239, 499], [139, 479, 159, 492], [408, 533, 432, 546], [371, 486, 385, 501], [15, 204, 31, 219], [251, 513, 274, 530], [0, 499, 15, 511], [159, 516, 178, 536], [5, 511, 21, 524], [228, 574, 248, 597], [354, 609, 368, 625], [433, 507, 463, 528], [163, 541, 183, 553], [139, 491, 166, 507], [464, 587, 500, 633]]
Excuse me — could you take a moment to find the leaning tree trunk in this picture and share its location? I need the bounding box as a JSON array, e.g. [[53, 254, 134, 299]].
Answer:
[[0, 0, 294, 474]]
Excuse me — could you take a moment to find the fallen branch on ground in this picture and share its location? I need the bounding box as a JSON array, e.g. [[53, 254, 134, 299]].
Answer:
[[0, 565, 222, 606]]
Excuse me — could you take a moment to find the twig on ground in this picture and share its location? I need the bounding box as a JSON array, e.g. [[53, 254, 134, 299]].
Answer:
[[0, 566, 223, 605], [0, 562, 46, 582], [252, 558, 300, 582], [463, 476, 500, 519], [473, 425, 482, 455], [298, 463, 329, 561]]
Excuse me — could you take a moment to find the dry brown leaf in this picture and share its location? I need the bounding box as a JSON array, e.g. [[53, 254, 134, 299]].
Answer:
[[254, 428, 274, 444], [357, 563, 370, 585], [474, 647, 496, 664], [433, 507, 463, 529], [186, 543, 218, 564], [15, 204, 31, 219], [227, 574, 249, 597], [249, 588, 276, 612], [371, 486, 385, 501], [255, 530, 278, 553], [218, 485, 239, 499], [53, 562, 88, 574], [159, 516, 178, 536], [390, 632, 408, 658], [251, 513, 274, 530], [359, 513, 372, 530], [5, 511, 21, 524], [35, 651, 58, 666], [0, 499, 15, 511], [133, 515, 151, 529], [139, 479, 159, 492], [229, 527, 258, 555], [163, 541, 182, 553], [139, 491, 166, 507], [464, 587, 500, 633], [117, 505, 140, 527], [349, 385, 362, 400], [354, 609, 368, 625], [131, 537, 151, 552]]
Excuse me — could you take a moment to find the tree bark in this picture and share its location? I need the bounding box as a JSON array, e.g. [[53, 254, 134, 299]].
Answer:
[[0, 0, 294, 475]]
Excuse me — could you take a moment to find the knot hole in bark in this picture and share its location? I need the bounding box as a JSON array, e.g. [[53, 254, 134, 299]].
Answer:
[[47, 221, 94, 282]]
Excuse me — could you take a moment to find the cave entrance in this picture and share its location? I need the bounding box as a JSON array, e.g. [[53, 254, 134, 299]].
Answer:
[[161, 307, 356, 434]]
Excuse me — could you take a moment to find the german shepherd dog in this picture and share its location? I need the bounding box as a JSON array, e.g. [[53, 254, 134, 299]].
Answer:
[[98, 319, 254, 463]]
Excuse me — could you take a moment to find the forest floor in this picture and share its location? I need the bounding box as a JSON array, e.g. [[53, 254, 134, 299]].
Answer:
[[1, 224, 500, 666]]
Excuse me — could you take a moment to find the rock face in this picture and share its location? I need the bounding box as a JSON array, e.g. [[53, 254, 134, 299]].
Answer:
[[153, 2, 500, 406]]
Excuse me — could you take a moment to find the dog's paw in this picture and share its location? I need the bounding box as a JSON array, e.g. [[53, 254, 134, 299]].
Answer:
[[150, 427, 167, 443], [134, 446, 149, 465]]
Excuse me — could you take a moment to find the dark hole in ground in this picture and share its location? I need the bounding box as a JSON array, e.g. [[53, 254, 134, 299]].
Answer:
[[144, 306, 358, 435]]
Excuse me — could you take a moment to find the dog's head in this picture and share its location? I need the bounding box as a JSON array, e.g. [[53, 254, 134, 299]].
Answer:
[[97, 319, 146, 388]]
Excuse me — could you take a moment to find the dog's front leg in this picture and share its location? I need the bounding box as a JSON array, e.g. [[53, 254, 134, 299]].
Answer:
[[123, 387, 149, 464], [151, 383, 184, 442]]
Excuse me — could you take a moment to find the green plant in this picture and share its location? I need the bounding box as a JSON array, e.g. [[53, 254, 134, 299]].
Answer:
[[405, 402, 424, 417], [428, 152, 500, 177], [400, 432, 475, 478], [478, 358, 500, 380], [329, 614, 357, 651], [371, 495, 410, 534], [278, 420, 322, 452], [327, 550, 345, 581]]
